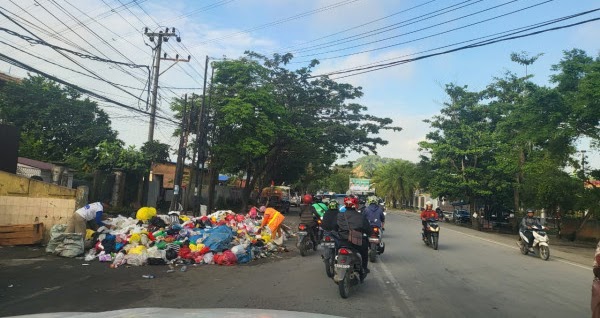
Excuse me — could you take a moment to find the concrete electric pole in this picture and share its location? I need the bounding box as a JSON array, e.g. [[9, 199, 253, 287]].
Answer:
[[143, 27, 190, 142]]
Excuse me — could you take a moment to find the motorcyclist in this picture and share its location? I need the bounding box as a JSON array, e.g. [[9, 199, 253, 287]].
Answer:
[[364, 196, 385, 230], [322, 200, 340, 232], [312, 196, 328, 220], [299, 194, 319, 249], [520, 209, 542, 247], [420, 201, 438, 239], [337, 196, 372, 274]]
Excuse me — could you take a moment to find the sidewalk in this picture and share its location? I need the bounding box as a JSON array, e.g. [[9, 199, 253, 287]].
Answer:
[[393, 209, 595, 268]]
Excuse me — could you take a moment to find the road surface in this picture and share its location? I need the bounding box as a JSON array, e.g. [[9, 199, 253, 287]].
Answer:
[[0, 210, 591, 317]]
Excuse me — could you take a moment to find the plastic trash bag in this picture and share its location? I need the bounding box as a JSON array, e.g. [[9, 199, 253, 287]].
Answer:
[[124, 252, 147, 266], [203, 252, 214, 264], [202, 225, 234, 252], [45, 224, 67, 253], [53, 233, 84, 258], [136, 207, 157, 221], [84, 249, 97, 262], [98, 251, 113, 262], [214, 250, 237, 266]]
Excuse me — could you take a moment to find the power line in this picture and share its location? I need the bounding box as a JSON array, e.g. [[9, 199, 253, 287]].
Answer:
[[312, 10, 600, 79], [188, 0, 361, 48], [0, 51, 178, 125], [0, 7, 148, 103], [287, 0, 479, 55], [274, 0, 439, 55], [293, 0, 553, 63], [0, 26, 147, 69]]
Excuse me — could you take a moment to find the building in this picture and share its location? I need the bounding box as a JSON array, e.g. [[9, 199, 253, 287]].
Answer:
[[16, 157, 74, 188]]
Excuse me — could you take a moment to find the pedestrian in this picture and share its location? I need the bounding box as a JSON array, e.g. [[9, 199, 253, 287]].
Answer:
[[66, 200, 111, 236], [592, 240, 600, 317]]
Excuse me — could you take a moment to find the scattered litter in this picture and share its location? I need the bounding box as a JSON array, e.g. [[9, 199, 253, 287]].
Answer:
[[8, 284, 13, 288], [81, 263, 90, 266], [142, 275, 155, 279]]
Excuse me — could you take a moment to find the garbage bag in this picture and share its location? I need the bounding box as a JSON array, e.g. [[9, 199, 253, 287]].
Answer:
[[46, 224, 67, 253], [178, 246, 192, 259], [214, 250, 237, 266], [202, 225, 234, 252], [203, 252, 214, 264], [136, 207, 157, 221], [129, 245, 147, 255], [124, 253, 147, 266], [98, 251, 113, 262], [237, 248, 252, 264], [54, 233, 84, 258], [85, 229, 95, 240]]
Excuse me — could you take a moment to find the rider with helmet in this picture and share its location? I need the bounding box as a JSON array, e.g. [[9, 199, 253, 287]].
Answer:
[[300, 194, 320, 249], [337, 196, 372, 274], [520, 209, 542, 247], [420, 201, 438, 239], [364, 196, 385, 230]]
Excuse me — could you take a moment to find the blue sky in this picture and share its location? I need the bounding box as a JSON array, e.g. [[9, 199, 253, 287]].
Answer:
[[1, 0, 599, 167]]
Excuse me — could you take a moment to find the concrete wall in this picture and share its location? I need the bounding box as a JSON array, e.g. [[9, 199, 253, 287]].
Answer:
[[0, 171, 77, 242], [561, 219, 600, 241]]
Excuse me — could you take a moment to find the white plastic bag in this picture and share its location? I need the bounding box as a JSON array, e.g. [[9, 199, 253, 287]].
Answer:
[[45, 224, 67, 253], [53, 233, 84, 258], [203, 252, 214, 264]]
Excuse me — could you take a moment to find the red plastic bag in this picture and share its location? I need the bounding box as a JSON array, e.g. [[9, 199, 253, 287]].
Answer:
[[235, 214, 245, 223], [225, 214, 235, 222], [178, 246, 192, 259], [214, 250, 237, 266], [199, 246, 210, 255]]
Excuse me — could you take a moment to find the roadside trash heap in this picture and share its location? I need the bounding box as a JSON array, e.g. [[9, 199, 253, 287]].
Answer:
[[50, 207, 289, 267]]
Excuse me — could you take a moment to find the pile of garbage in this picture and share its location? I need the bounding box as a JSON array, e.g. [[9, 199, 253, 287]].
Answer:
[[52, 207, 290, 267]]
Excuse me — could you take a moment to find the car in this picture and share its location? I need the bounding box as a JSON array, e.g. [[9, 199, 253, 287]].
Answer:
[[454, 210, 471, 224], [289, 195, 300, 207]]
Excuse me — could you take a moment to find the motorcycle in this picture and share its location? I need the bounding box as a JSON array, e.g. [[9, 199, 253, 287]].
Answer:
[[333, 244, 366, 298], [297, 221, 319, 257], [422, 218, 440, 250], [368, 225, 384, 262], [321, 232, 337, 278], [518, 225, 550, 261]]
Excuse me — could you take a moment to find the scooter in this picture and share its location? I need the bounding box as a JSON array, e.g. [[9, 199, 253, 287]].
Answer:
[[321, 231, 337, 278], [518, 225, 550, 261], [368, 225, 384, 262], [422, 218, 440, 250], [333, 244, 366, 299], [297, 223, 315, 257]]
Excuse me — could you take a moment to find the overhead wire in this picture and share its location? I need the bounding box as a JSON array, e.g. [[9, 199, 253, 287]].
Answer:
[[292, 0, 554, 63], [0, 51, 178, 125], [188, 0, 361, 48], [286, 0, 478, 55], [0, 7, 148, 104], [312, 9, 600, 79]]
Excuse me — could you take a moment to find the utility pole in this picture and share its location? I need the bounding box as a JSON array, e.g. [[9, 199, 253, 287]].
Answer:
[[195, 56, 211, 214], [144, 27, 190, 142], [171, 94, 188, 211]]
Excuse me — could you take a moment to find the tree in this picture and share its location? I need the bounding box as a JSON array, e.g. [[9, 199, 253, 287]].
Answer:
[[372, 159, 418, 208], [353, 155, 392, 178], [0, 75, 118, 167], [207, 53, 400, 211]]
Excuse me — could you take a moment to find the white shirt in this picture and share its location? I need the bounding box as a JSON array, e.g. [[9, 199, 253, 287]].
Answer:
[[75, 202, 104, 221]]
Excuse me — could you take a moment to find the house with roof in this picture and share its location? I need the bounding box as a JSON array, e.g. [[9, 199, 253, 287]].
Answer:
[[16, 157, 74, 188]]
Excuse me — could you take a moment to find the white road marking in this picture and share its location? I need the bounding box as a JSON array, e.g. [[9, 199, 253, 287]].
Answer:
[[440, 223, 592, 271], [375, 259, 423, 318]]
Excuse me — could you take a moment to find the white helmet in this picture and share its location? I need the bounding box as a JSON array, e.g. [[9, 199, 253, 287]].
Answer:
[[425, 201, 432, 206]]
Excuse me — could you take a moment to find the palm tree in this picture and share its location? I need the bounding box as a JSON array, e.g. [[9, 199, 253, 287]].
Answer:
[[372, 159, 418, 209]]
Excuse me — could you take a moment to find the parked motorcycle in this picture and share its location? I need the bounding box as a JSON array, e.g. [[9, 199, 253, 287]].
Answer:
[[422, 218, 440, 250], [321, 232, 337, 278], [333, 245, 366, 298], [368, 226, 384, 262], [518, 225, 550, 260]]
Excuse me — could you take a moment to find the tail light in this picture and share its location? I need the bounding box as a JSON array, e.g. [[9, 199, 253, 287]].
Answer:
[[298, 224, 306, 231], [373, 227, 379, 233], [317, 219, 322, 225], [339, 248, 350, 255], [324, 236, 331, 242]]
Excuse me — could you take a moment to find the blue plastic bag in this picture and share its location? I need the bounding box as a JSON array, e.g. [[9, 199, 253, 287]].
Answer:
[[202, 225, 234, 252], [236, 246, 253, 264]]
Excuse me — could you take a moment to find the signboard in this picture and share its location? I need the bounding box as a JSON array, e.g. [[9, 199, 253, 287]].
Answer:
[[349, 178, 372, 192]]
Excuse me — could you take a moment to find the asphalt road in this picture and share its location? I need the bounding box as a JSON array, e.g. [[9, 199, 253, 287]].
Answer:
[[0, 210, 592, 318]]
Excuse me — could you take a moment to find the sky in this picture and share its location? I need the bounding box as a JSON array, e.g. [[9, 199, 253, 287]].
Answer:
[[1, 0, 599, 168]]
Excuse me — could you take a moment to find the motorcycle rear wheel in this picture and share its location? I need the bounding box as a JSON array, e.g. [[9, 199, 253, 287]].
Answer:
[[339, 272, 351, 299], [540, 246, 550, 261], [299, 237, 307, 257], [519, 241, 528, 255], [369, 249, 377, 263], [432, 235, 439, 250], [325, 258, 334, 278]]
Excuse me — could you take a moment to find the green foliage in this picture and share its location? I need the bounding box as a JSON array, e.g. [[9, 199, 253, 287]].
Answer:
[[0, 76, 118, 166], [372, 159, 418, 205]]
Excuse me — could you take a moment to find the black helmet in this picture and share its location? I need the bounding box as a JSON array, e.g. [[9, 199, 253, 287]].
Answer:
[[526, 209, 534, 214], [314, 195, 323, 203]]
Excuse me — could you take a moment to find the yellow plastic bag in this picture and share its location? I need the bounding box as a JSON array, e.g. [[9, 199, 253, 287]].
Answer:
[[129, 233, 141, 243], [129, 245, 147, 255], [189, 243, 197, 252], [181, 215, 191, 222], [136, 207, 157, 221], [85, 229, 95, 240]]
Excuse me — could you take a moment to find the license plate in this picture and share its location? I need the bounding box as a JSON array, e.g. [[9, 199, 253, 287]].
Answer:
[[323, 242, 335, 248], [335, 264, 350, 268], [297, 231, 307, 235], [369, 238, 380, 243]]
